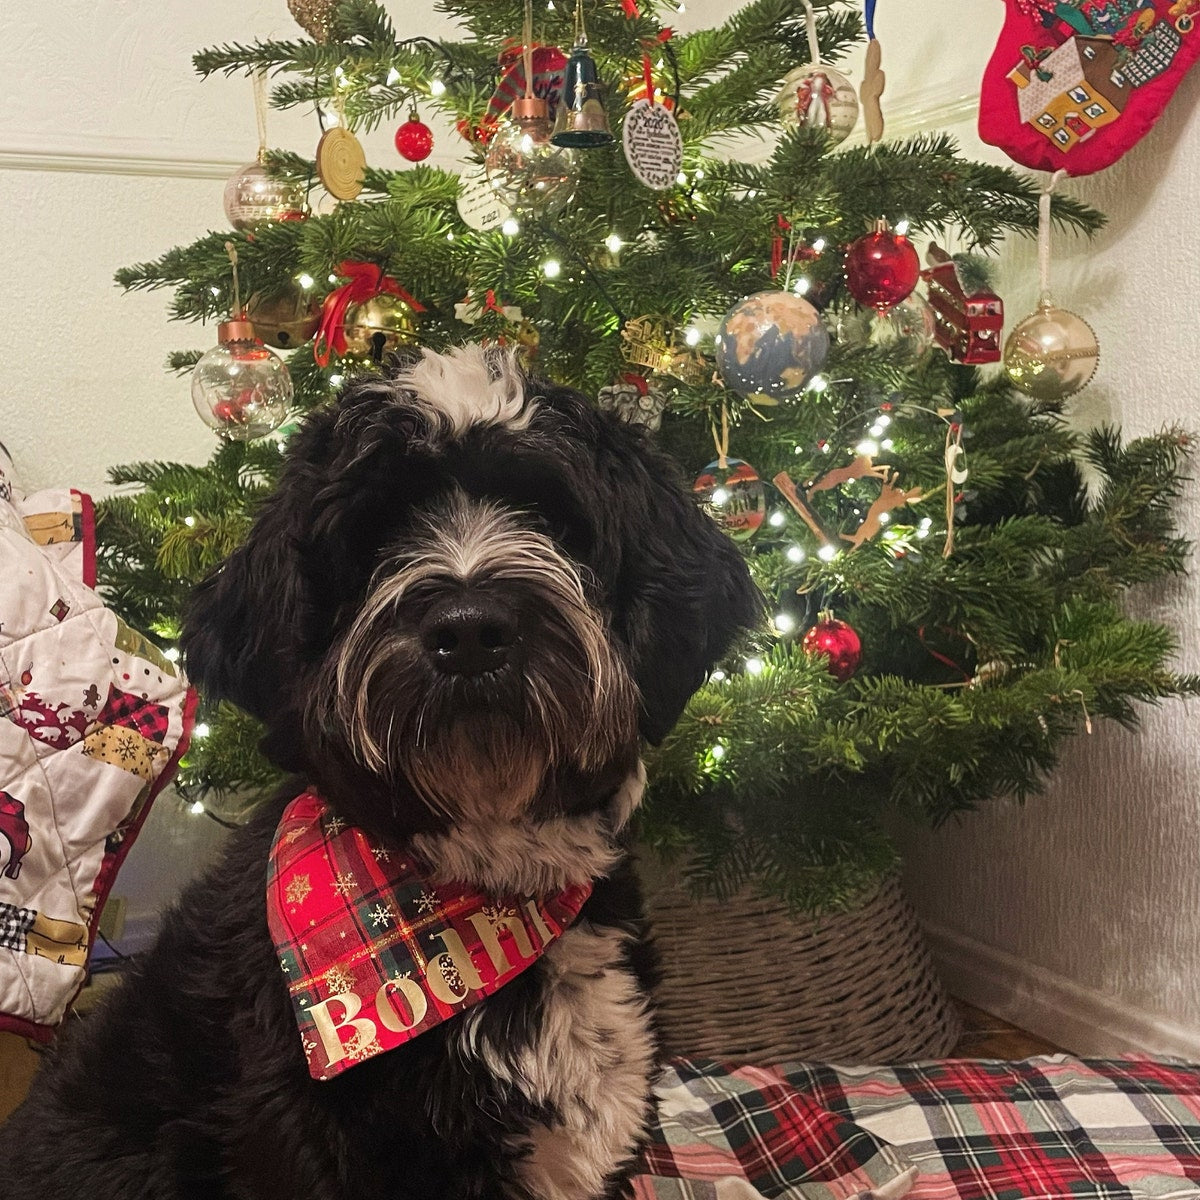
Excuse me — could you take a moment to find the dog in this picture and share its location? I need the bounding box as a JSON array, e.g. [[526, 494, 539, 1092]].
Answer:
[[0, 346, 760, 1200]]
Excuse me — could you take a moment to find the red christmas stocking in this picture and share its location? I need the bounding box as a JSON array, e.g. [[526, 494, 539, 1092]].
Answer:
[[979, 0, 1200, 175]]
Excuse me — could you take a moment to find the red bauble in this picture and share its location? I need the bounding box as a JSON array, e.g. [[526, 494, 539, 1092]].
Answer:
[[801, 616, 862, 682], [844, 221, 921, 314], [395, 117, 434, 162]]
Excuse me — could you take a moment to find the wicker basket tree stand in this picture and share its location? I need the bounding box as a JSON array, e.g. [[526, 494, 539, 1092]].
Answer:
[[638, 858, 961, 1064]]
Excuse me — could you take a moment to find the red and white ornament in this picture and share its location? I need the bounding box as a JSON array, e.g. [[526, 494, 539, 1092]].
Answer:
[[801, 615, 862, 682], [394, 112, 434, 162], [844, 219, 920, 314]]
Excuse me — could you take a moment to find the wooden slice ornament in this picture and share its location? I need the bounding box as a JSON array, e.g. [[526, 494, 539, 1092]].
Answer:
[[317, 126, 366, 200]]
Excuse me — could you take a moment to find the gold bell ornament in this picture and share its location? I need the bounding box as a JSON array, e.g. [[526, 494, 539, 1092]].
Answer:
[[247, 283, 321, 350], [341, 294, 421, 362]]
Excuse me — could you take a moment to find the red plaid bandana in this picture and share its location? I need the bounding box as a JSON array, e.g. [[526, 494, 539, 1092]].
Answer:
[[267, 791, 593, 1081]]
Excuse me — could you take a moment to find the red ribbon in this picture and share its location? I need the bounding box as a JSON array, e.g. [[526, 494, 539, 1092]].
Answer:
[[638, 30, 673, 108], [622, 0, 641, 15], [313, 261, 426, 367], [483, 289, 505, 315], [917, 625, 972, 682], [771, 214, 792, 280]]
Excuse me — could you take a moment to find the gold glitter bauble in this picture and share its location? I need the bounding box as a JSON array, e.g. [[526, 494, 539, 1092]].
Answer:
[[317, 126, 366, 201], [288, 0, 336, 42], [1002, 301, 1099, 401], [342, 294, 420, 361], [247, 285, 321, 350]]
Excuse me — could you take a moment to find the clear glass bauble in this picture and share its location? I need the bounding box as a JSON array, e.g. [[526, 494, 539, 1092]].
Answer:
[[1002, 301, 1099, 401], [191, 338, 293, 441], [716, 291, 830, 399], [692, 458, 766, 541], [223, 161, 306, 230], [871, 294, 938, 353], [777, 63, 859, 144], [484, 116, 579, 216]]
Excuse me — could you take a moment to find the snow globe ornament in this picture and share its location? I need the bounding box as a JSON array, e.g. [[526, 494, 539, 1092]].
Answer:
[[777, 64, 859, 143], [191, 319, 292, 441], [485, 97, 579, 216], [223, 160, 306, 230], [1002, 300, 1099, 401], [693, 458, 766, 541], [716, 291, 830, 399]]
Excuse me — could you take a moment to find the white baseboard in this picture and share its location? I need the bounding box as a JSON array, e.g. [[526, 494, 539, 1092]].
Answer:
[[923, 920, 1200, 1061]]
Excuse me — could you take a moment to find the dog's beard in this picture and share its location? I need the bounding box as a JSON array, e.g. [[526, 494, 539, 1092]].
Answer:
[[311, 498, 638, 823]]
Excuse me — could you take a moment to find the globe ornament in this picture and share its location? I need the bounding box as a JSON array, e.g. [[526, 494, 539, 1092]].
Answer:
[[693, 458, 766, 541], [1003, 301, 1099, 401], [223, 161, 306, 230], [716, 291, 830, 399], [485, 100, 579, 216], [777, 63, 859, 144]]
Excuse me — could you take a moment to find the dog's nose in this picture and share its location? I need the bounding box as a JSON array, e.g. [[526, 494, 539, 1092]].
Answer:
[[419, 595, 520, 676]]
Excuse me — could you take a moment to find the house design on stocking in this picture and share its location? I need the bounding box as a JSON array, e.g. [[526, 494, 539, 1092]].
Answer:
[[1009, 36, 1132, 149]]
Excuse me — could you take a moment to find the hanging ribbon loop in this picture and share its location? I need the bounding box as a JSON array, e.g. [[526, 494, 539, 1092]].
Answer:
[[1038, 169, 1066, 305]]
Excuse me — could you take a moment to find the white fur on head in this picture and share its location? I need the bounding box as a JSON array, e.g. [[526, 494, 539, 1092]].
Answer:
[[393, 344, 533, 437]]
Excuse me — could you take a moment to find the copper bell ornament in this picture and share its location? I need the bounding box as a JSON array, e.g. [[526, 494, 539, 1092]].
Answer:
[[552, 0, 613, 149]]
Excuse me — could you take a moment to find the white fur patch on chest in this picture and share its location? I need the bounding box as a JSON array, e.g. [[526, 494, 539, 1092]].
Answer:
[[458, 923, 656, 1200]]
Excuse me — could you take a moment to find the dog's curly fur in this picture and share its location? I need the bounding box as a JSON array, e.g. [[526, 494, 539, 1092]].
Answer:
[[0, 346, 760, 1200]]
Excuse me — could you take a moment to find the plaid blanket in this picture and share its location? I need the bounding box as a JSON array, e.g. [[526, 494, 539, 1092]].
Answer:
[[634, 1056, 1200, 1200]]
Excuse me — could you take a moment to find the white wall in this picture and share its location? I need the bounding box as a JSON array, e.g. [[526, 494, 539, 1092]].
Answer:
[[2, 0, 1198, 1050], [876, 18, 1200, 1057]]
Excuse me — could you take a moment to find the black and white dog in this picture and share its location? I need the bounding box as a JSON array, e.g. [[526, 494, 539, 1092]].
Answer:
[[0, 346, 759, 1200]]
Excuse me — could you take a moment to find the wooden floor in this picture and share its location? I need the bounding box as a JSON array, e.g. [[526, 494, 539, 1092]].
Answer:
[[952, 1001, 1061, 1058], [0, 998, 1059, 1124]]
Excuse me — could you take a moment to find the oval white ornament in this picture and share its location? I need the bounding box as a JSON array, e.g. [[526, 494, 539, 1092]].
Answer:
[[622, 99, 683, 192], [456, 163, 513, 231]]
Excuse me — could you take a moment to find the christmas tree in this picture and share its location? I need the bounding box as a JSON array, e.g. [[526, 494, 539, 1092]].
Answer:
[[102, 0, 1197, 908]]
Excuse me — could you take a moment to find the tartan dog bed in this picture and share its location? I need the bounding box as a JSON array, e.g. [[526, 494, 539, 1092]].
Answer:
[[634, 1056, 1200, 1200]]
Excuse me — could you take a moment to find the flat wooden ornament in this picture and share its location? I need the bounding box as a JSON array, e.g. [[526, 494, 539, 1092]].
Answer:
[[860, 38, 885, 144], [317, 126, 366, 200]]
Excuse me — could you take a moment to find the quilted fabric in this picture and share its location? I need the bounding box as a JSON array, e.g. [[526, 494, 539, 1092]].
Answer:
[[979, 0, 1200, 177], [0, 462, 194, 1040]]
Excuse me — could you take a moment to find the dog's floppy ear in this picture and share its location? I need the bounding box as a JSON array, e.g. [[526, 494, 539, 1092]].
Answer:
[[180, 399, 354, 729], [587, 415, 764, 744], [181, 484, 308, 724]]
